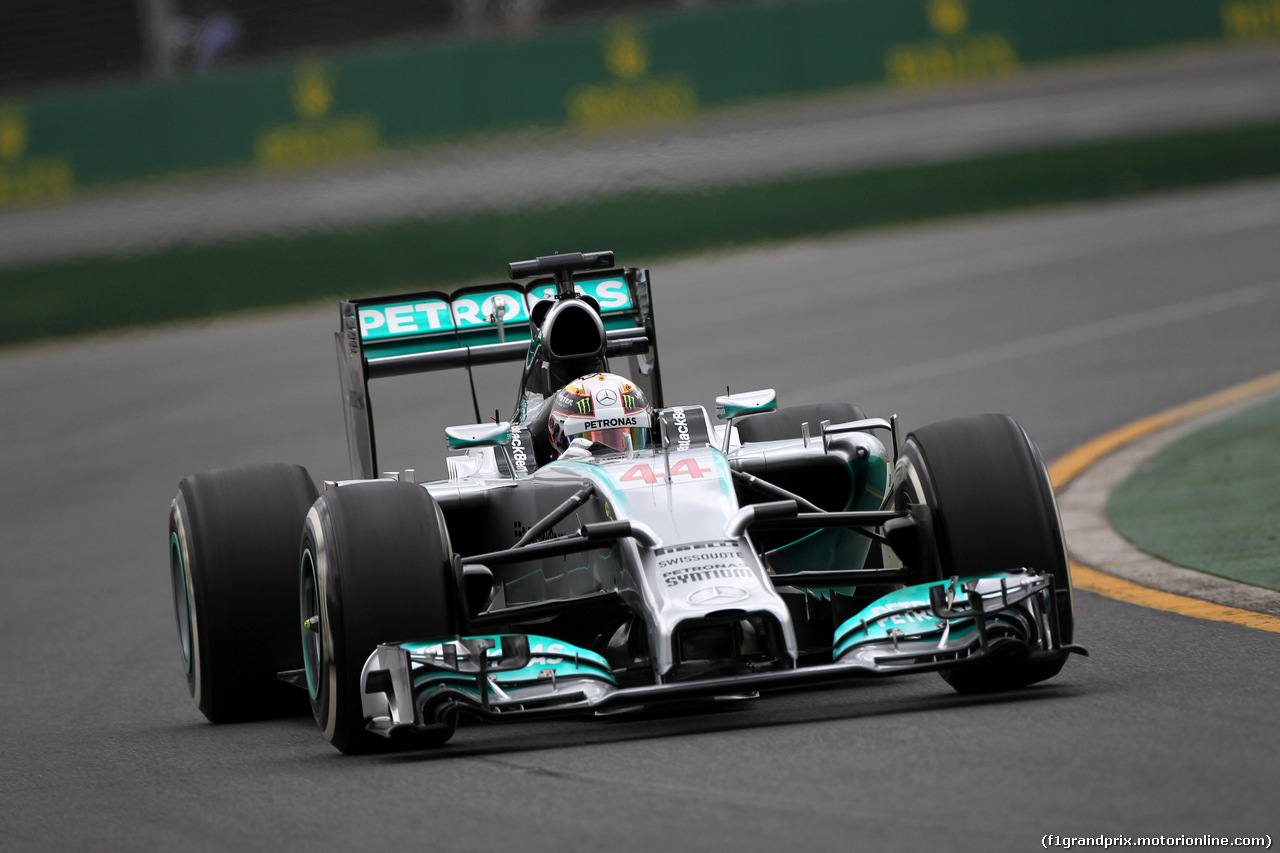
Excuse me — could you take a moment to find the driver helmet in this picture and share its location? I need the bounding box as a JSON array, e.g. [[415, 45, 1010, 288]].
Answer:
[[548, 373, 652, 454]]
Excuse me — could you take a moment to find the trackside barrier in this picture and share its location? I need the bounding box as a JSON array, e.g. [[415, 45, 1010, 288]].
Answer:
[[1, 0, 1275, 206]]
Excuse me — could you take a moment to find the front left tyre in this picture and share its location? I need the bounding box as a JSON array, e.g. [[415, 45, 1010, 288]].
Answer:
[[169, 463, 318, 722], [892, 414, 1075, 693]]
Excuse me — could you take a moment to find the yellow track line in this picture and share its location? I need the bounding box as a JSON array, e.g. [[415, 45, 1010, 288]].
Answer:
[[1049, 369, 1280, 634]]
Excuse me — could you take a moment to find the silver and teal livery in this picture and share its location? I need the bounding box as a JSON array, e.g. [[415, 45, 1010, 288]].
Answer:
[[168, 250, 1085, 753]]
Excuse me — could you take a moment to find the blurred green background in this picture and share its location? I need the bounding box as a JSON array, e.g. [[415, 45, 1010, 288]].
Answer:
[[4, 0, 1280, 343]]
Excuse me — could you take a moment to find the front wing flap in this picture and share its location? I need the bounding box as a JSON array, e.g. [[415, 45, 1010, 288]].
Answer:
[[832, 568, 1082, 670], [361, 634, 619, 736]]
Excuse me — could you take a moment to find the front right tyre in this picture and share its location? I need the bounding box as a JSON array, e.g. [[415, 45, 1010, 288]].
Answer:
[[301, 481, 460, 754]]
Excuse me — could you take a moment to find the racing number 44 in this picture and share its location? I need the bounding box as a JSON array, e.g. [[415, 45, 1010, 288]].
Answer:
[[620, 460, 709, 484]]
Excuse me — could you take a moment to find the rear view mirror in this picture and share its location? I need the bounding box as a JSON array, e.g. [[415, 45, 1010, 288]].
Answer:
[[715, 389, 777, 420], [445, 422, 513, 449], [715, 389, 778, 453]]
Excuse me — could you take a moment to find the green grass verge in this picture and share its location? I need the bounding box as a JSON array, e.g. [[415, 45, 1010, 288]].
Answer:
[[7, 119, 1280, 344], [1108, 395, 1280, 593]]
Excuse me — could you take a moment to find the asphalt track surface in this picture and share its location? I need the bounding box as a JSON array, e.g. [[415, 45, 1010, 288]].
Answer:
[[3, 42, 1280, 266], [4, 176, 1280, 850]]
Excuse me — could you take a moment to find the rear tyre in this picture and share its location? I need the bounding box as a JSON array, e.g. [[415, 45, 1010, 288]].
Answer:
[[892, 414, 1074, 693], [301, 482, 459, 754], [169, 463, 318, 722], [735, 403, 866, 443]]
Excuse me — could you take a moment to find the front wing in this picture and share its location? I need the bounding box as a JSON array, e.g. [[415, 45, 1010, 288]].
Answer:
[[360, 569, 1085, 737]]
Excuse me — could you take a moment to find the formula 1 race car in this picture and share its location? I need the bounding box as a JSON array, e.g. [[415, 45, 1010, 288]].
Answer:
[[168, 250, 1085, 753]]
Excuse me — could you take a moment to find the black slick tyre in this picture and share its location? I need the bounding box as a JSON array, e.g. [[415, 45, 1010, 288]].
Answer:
[[169, 463, 318, 722], [300, 481, 459, 754], [893, 414, 1074, 693]]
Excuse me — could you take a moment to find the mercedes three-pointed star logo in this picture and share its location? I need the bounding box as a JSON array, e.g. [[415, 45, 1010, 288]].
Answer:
[[688, 586, 750, 605]]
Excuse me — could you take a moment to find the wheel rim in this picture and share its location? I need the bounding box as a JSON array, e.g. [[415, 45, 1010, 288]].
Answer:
[[170, 532, 192, 674], [300, 549, 322, 701]]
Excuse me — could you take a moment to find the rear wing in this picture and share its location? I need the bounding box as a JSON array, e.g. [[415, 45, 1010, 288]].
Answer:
[[336, 267, 662, 479]]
